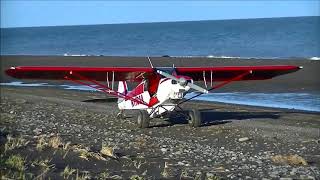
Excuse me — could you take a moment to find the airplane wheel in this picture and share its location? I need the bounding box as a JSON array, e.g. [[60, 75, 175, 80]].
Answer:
[[188, 110, 201, 127], [116, 112, 124, 119], [116, 110, 125, 119], [137, 110, 150, 128]]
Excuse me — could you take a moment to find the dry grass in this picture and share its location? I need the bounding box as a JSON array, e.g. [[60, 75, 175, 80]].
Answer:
[[61, 165, 76, 179], [4, 135, 29, 152], [0, 171, 26, 180], [36, 135, 71, 152], [271, 154, 308, 166], [130, 175, 144, 180], [206, 175, 221, 180], [133, 159, 146, 169], [194, 172, 203, 180], [100, 144, 118, 159], [36, 136, 47, 151], [161, 162, 170, 178], [71, 144, 107, 161], [98, 172, 110, 179], [31, 158, 55, 170], [180, 169, 190, 179], [32, 158, 55, 179], [5, 154, 26, 171], [78, 149, 91, 161], [63, 141, 71, 150], [48, 136, 63, 149], [75, 170, 91, 180], [134, 137, 147, 149]]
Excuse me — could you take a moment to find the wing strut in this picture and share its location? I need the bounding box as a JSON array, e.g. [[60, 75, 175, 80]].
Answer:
[[203, 71, 207, 88], [65, 71, 150, 107], [179, 70, 252, 105]]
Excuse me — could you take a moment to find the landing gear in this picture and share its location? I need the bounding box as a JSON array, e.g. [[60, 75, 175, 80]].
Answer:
[[116, 110, 125, 119], [188, 109, 201, 127], [137, 110, 150, 128]]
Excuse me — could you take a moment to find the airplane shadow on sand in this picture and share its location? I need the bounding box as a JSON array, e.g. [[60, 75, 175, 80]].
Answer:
[[81, 98, 282, 128], [82, 98, 118, 103], [152, 110, 282, 128]]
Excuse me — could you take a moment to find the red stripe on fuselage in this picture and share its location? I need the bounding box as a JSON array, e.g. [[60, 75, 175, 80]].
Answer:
[[126, 81, 144, 99]]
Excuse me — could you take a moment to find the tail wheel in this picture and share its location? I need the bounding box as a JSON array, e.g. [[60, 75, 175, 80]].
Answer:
[[188, 109, 201, 127], [137, 110, 150, 128]]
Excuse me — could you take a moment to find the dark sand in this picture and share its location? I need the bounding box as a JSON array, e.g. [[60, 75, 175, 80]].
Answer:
[[1, 86, 319, 179], [1, 56, 320, 179]]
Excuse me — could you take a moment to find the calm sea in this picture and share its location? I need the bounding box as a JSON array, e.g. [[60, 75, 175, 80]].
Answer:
[[1, 16, 319, 59]]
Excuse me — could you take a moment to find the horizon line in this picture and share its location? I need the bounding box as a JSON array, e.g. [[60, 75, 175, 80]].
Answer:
[[1, 15, 318, 29]]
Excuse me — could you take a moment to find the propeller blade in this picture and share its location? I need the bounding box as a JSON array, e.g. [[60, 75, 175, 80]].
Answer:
[[157, 70, 208, 93], [156, 70, 179, 81], [187, 83, 209, 93]]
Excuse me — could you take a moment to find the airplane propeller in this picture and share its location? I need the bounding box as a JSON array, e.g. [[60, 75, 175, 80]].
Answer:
[[156, 70, 209, 93]]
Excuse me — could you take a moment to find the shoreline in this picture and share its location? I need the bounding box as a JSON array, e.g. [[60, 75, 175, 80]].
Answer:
[[1, 84, 320, 114], [2, 54, 320, 60], [2, 85, 320, 115]]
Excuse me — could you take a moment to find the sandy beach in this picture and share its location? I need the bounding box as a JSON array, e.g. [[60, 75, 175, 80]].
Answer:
[[1, 56, 320, 179]]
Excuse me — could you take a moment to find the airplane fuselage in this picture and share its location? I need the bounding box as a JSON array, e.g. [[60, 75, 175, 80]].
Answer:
[[118, 77, 192, 117]]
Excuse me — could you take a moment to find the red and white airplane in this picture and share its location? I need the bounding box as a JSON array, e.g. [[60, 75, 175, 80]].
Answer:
[[5, 58, 301, 128]]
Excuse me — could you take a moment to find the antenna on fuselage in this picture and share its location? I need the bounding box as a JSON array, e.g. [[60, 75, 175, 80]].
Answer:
[[147, 56, 154, 68]]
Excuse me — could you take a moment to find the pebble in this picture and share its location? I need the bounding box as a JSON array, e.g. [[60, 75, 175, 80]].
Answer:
[[14, 99, 27, 104], [175, 151, 182, 155], [206, 172, 214, 178], [33, 128, 42, 135], [239, 137, 250, 142], [161, 148, 167, 152]]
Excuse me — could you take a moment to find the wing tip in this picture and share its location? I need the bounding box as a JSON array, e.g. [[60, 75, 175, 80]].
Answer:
[[5, 67, 17, 77]]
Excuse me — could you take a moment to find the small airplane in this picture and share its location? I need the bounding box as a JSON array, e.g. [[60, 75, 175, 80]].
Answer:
[[5, 57, 302, 128]]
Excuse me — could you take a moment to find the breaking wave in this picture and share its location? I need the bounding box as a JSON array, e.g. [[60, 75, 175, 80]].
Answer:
[[309, 57, 320, 60]]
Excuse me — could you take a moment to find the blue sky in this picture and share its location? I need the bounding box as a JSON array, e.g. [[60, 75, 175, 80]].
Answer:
[[1, 1, 319, 28]]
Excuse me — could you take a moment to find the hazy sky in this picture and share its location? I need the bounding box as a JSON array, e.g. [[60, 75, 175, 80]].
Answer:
[[1, 1, 319, 28]]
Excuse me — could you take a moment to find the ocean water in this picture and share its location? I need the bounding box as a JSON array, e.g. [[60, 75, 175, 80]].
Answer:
[[1, 16, 319, 58]]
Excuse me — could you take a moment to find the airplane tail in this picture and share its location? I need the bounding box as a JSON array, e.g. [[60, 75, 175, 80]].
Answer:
[[117, 81, 128, 103]]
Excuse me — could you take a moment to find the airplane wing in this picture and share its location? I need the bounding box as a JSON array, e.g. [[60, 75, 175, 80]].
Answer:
[[175, 65, 302, 81], [6, 65, 301, 82], [5, 66, 154, 81]]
